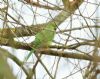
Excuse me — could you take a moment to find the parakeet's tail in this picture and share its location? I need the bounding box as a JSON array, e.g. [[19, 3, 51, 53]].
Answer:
[[24, 49, 35, 62]]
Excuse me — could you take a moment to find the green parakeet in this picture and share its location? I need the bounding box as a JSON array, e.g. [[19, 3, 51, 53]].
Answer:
[[25, 22, 57, 61]]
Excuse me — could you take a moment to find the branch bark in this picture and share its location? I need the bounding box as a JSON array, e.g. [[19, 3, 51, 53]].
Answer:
[[0, 0, 84, 38]]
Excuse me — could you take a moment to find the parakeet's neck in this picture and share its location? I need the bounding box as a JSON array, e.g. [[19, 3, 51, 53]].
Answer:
[[44, 23, 57, 31]]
